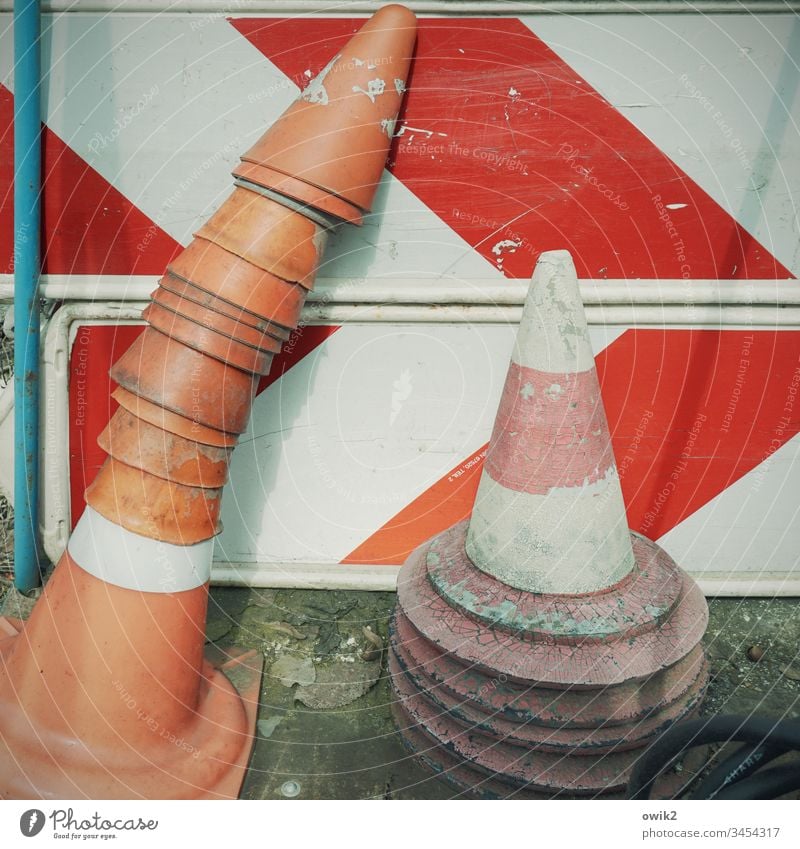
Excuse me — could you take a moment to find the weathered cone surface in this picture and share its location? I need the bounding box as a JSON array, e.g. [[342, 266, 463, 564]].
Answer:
[[142, 303, 277, 375], [112, 386, 239, 448], [0, 4, 416, 799], [110, 328, 260, 434], [168, 242, 308, 330], [234, 3, 417, 224], [85, 456, 223, 544], [197, 187, 326, 288], [152, 285, 290, 346], [389, 251, 709, 798], [98, 407, 232, 488]]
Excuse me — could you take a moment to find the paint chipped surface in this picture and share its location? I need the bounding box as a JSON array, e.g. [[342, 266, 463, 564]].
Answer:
[[484, 364, 615, 495], [397, 520, 709, 689], [427, 523, 680, 639], [508, 86, 520, 97], [380, 117, 396, 138], [544, 383, 563, 400], [392, 606, 707, 732], [666, 203, 688, 210], [394, 78, 407, 95], [491, 239, 521, 256], [352, 78, 386, 103], [391, 511, 709, 796], [395, 124, 448, 140], [301, 53, 341, 106]]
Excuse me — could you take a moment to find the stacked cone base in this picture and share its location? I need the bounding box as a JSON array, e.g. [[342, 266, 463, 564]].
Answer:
[[389, 520, 708, 798]]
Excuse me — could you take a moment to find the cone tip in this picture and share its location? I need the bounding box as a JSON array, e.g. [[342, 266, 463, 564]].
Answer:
[[370, 4, 417, 30], [534, 249, 576, 275], [514, 247, 591, 373]]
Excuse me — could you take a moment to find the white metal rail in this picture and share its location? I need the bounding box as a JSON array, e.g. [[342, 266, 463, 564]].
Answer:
[[0, 2, 796, 14], [2, 276, 799, 327]]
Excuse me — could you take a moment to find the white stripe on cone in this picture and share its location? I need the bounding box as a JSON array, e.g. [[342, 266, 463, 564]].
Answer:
[[511, 250, 598, 374], [68, 506, 214, 593], [465, 250, 635, 595]]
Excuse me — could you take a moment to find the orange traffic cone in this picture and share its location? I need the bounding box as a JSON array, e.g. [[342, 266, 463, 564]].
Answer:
[[0, 4, 416, 799], [98, 407, 232, 488], [390, 251, 708, 798], [234, 3, 417, 224]]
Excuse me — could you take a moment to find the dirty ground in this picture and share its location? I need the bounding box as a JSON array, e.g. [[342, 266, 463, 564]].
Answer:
[[0, 570, 798, 798]]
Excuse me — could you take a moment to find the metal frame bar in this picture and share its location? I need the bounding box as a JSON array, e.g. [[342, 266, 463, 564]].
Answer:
[[1, 274, 799, 308]]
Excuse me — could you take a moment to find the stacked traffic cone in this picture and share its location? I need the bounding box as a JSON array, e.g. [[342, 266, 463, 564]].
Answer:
[[0, 5, 416, 799], [390, 251, 709, 798]]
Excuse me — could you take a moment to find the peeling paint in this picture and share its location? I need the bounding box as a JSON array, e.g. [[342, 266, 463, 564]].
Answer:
[[380, 117, 396, 138], [394, 78, 407, 95], [491, 239, 521, 257], [430, 567, 637, 638], [352, 78, 386, 103], [301, 53, 341, 106], [544, 383, 562, 400], [395, 124, 448, 140]]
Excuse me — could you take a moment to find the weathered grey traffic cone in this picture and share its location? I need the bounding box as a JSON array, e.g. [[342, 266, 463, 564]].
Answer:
[[390, 251, 709, 798], [0, 4, 416, 800]]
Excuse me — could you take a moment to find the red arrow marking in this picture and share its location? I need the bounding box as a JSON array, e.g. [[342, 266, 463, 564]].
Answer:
[[1, 85, 181, 275]]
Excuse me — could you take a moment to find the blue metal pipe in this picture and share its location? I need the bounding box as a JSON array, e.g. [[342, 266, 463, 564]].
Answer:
[[13, 0, 42, 593]]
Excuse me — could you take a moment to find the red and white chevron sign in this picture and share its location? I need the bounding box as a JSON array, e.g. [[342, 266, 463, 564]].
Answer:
[[1, 12, 798, 592]]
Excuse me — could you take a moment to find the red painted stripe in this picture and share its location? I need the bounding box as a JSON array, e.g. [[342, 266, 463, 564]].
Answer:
[[342, 447, 486, 565], [0, 84, 181, 275], [68, 325, 142, 528], [234, 17, 792, 282], [342, 330, 800, 565], [601, 329, 800, 539], [257, 324, 340, 393], [485, 362, 613, 495], [69, 323, 339, 527]]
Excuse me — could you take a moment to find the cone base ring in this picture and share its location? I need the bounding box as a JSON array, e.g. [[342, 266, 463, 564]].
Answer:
[[397, 521, 708, 688], [392, 700, 709, 800], [0, 618, 264, 800]]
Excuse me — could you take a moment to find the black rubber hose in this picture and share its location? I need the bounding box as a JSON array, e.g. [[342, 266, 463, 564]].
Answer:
[[691, 743, 786, 799], [713, 763, 800, 800], [628, 715, 800, 800]]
